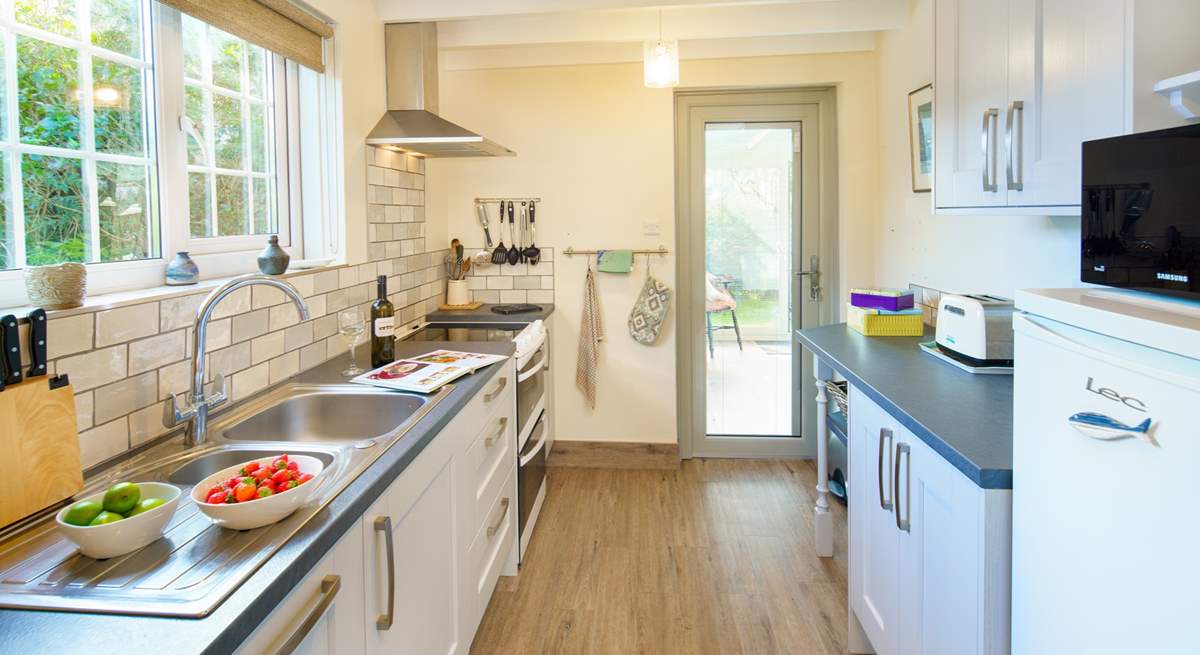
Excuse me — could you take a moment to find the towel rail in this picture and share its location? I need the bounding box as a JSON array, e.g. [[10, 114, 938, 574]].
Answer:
[[563, 246, 669, 257]]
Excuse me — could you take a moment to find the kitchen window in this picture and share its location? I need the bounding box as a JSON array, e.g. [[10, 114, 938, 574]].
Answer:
[[0, 0, 339, 306]]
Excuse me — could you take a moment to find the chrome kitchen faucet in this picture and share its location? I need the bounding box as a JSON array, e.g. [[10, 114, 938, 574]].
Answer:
[[165, 274, 310, 447]]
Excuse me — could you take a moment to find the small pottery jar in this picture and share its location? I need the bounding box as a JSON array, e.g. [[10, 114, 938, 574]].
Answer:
[[446, 279, 470, 306], [257, 236, 290, 275], [24, 263, 86, 309], [165, 252, 199, 286]]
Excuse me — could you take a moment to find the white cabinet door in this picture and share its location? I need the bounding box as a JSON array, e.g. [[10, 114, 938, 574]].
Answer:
[[234, 523, 366, 655], [848, 386, 901, 655], [1006, 0, 1126, 208], [935, 0, 1011, 210]]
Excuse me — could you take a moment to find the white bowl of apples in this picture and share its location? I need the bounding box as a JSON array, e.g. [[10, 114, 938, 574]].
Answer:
[[192, 454, 324, 530]]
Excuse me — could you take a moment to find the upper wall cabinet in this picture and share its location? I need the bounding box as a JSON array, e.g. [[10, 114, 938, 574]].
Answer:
[[935, 0, 1127, 214]]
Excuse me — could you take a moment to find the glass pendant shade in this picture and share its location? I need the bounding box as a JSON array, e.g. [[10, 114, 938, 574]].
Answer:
[[643, 39, 679, 88]]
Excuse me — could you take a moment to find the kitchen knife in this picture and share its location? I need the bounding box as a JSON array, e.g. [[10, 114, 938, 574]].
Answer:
[[27, 308, 47, 378], [1, 314, 20, 386]]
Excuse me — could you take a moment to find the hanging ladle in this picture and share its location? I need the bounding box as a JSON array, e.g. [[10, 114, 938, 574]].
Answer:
[[523, 200, 541, 265], [506, 201, 520, 265]]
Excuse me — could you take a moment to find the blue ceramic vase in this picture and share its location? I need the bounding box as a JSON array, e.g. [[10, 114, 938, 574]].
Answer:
[[165, 251, 199, 286]]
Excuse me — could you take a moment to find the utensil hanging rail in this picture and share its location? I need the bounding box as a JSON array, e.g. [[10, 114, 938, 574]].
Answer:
[[563, 246, 670, 257], [475, 197, 542, 204]]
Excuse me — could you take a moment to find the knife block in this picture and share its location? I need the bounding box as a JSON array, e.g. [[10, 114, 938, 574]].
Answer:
[[0, 377, 82, 529]]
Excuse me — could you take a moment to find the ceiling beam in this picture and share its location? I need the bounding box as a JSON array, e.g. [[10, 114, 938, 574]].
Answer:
[[430, 0, 907, 49]]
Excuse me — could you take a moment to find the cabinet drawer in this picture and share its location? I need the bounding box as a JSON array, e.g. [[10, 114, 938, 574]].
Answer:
[[465, 408, 515, 537], [468, 467, 516, 610], [454, 363, 515, 443]]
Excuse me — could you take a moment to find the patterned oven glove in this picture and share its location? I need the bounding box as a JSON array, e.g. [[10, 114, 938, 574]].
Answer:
[[628, 274, 672, 345]]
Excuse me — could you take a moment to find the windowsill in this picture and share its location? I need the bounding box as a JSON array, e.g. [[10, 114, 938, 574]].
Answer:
[[0, 263, 347, 320]]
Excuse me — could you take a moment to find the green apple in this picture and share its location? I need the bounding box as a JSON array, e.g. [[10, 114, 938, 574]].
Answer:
[[102, 482, 141, 515]]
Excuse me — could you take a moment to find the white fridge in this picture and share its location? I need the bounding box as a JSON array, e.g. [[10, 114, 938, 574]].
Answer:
[[1012, 288, 1200, 654]]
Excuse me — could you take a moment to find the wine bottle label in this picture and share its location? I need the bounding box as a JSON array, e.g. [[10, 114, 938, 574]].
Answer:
[[373, 316, 395, 337]]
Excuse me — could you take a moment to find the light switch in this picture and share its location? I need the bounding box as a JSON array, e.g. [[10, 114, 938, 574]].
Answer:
[[643, 221, 661, 236]]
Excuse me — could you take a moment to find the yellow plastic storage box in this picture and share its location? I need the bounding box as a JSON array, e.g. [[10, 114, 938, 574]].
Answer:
[[847, 304, 924, 337]]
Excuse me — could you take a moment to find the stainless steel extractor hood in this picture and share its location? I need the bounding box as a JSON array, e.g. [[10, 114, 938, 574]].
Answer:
[[366, 23, 514, 157]]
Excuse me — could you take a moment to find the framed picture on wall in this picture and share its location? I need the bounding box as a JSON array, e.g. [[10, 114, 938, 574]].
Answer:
[[908, 84, 934, 193]]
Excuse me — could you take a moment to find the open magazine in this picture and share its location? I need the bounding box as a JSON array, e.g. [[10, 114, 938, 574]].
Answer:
[[349, 349, 509, 394]]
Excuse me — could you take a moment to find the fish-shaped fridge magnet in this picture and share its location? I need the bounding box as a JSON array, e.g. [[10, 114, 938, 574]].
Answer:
[[1068, 412, 1158, 447]]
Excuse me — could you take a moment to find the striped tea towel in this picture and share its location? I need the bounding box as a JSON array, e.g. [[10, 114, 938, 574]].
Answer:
[[576, 267, 604, 408]]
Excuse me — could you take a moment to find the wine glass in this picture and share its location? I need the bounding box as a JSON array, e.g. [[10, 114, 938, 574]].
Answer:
[[338, 308, 367, 376]]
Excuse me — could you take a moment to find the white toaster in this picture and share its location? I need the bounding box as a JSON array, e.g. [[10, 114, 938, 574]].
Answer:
[[934, 294, 1014, 366]]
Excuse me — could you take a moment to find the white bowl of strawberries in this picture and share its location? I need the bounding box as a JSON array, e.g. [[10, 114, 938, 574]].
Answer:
[[192, 454, 324, 530]]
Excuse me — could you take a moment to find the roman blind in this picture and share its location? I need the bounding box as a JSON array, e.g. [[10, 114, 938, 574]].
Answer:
[[157, 0, 334, 72]]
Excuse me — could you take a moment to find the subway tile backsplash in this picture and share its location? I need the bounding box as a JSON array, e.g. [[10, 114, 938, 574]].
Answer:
[[16, 146, 444, 470], [459, 246, 555, 305]]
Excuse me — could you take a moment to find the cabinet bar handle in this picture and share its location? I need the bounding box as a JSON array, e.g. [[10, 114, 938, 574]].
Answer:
[[485, 417, 508, 447], [484, 376, 508, 402], [374, 516, 396, 630], [877, 428, 894, 511], [981, 108, 999, 192], [894, 443, 911, 533], [487, 497, 511, 539], [274, 575, 341, 655], [1006, 100, 1025, 191]]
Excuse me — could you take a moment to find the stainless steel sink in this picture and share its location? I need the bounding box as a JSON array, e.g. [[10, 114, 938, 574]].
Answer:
[[221, 385, 428, 444], [0, 382, 452, 618], [167, 448, 338, 485]]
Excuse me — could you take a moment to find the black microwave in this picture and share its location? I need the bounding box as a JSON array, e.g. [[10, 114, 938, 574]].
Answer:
[[1081, 123, 1200, 300]]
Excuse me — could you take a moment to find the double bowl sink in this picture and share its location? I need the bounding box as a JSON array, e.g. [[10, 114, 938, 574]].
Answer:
[[0, 382, 450, 617]]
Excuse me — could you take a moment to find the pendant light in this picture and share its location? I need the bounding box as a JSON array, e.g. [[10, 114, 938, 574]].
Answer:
[[643, 10, 679, 88]]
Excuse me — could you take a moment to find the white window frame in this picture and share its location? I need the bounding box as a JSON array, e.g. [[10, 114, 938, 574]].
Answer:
[[0, 1, 340, 307]]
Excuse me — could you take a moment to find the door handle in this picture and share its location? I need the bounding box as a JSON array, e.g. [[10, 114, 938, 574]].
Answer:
[[894, 442, 911, 533], [981, 108, 999, 192], [793, 255, 821, 301], [487, 498, 511, 539], [373, 516, 395, 630], [1005, 100, 1024, 191], [274, 575, 341, 655], [877, 428, 893, 511], [485, 417, 508, 447], [484, 376, 508, 403]]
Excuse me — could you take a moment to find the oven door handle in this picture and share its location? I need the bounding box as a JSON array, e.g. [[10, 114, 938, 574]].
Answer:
[[519, 414, 549, 466], [517, 348, 548, 383]]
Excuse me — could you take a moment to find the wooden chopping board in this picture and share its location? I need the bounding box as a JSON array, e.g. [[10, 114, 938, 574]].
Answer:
[[0, 376, 82, 528]]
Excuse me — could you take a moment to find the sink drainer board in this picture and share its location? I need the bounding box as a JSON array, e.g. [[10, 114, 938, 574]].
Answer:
[[0, 382, 453, 617], [0, 444, 345, 618]]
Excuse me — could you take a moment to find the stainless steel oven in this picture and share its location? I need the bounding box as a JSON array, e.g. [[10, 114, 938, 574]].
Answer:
[[517, 409, 548, 560]]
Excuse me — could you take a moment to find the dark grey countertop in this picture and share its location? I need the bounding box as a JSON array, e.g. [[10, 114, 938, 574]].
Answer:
[[796, 325, 1013, 489], [0, 340, 515, 654], [425, 303, 554, 324]]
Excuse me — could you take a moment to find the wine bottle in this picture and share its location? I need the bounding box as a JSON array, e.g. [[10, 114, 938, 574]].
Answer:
[[370, 275, 395, 368]]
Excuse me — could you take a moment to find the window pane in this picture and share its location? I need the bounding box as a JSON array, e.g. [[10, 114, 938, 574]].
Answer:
[[93, 57, 144, 155], [90, 0, 141, 58], [215, 174, 246, 236], [16, 0, 79, 38], [17, 36, 81, 149], [189, 172, 211, 237], [247, 46, 266, 99], [182, 14, 204, 80], [213, 94, 243, 169], [210, 28, 242, 92], [22, 155, 85, 266], [185, 85, 208, 165], [0, 153, 9, 270], [252, 177, 272, 234], [96, 162, 149, 260], [249, 103, 267, 173]]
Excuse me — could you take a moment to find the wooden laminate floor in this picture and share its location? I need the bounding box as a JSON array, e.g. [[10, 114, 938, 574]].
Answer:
[[471, 459, 849, 654]]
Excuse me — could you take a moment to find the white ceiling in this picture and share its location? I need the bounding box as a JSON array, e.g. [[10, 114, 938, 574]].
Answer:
[[375, 0, 847, 23]]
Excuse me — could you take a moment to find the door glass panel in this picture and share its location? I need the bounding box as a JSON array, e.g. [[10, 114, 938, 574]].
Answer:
[[704, 123, 797, 437]]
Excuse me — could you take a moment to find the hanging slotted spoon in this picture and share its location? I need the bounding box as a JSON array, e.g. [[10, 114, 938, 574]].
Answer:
[[506, 201, 520, 265], [523, 200, 541, 265], [491, 201, 509, 265]]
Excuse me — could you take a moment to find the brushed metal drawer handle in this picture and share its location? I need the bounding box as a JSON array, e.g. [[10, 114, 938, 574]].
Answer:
[[274, 574, 341, 655], [484, 377, 508, 403], [877, 428, 894, 511], [487, 497, 511, 539], [485, 417, 508, 447], [374, 516, 395, 631], [894, 442, 911, 533]]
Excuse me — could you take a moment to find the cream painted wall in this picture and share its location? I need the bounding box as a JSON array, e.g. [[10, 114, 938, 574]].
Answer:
[[873, 0, 1079, 298], [427, 52, 879, 444], [304, 0, 387, 265]]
